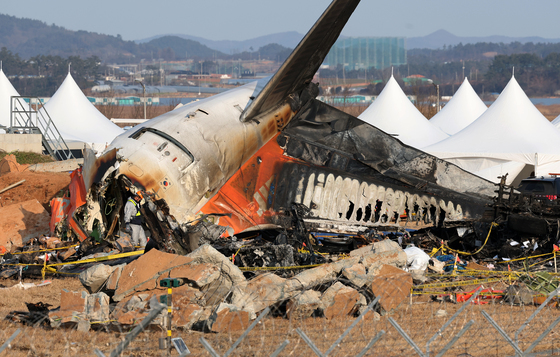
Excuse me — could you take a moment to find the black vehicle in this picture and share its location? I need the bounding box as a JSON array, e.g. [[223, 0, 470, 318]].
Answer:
[[517, 176, 560, 202]]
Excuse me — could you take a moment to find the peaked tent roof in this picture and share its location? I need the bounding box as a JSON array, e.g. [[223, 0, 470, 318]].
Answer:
[[42, 73, 124, 151], [0, 69, 21, 128], [430, 77, 488, 135], [424, 76, 560, 178], [358, 75, 448, 148], [552, 115, 560, 130]]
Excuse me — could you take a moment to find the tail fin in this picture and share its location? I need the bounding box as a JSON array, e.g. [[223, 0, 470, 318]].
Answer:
[[240, 0, 361, 122]]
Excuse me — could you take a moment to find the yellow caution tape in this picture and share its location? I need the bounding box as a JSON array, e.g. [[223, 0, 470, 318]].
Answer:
[[528, 255, 556, 268], [5, 244, 79, 256], [3, 250, 144, 272], [414, 277, 510, 290], [441, 222, 499, 256], [497, 252, 554, 264], [45, 250, 144, 267]]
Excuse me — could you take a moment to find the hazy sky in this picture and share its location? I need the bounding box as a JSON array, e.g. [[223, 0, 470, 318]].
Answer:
[[2, 0, 560, 41]]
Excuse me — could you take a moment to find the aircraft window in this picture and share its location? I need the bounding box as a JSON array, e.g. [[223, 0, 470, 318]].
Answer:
[[129, 127, 194, 162]]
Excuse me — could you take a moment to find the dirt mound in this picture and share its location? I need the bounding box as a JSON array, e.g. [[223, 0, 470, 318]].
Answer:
[[0, 171, 71, 213], [0, 199, 50, 249], [0, 154, 30, 175]]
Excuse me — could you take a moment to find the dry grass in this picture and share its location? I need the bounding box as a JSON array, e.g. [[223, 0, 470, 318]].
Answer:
[[0, 277, 559, 356]]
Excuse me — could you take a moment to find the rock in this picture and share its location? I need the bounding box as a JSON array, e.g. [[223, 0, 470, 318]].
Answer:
[[352, 293, 368, 316], [362, 249, 408, 271], [166, 263, 221, 288], [60, 289, 88, 312], [207, 303, 250, 333], [79, 264, 118, 293], [350, 239, 401, 257], [117, 311, 149, 325], [105, 264, 126, 292], [285, 264, 337, 292], [113, 249, 193, 302], [126, 294, 149, 311], [321, 282, 360, 319], [286, 290, 322, 320], [341, 263, 368, 288], [370, 265, 412, 312], [0, 199, 50, 250], [173, 303, 204, 329], [331, 257, 360, 273], [202, 275, 233, 306], [231, 273, 291, 315], [77, 319, 91, 332], [50, 289, 88, 328], [187, 244, 246, 285], [362, 310, 381, 321], [86, 292, 110, 322], [352, 240, 408, 272]]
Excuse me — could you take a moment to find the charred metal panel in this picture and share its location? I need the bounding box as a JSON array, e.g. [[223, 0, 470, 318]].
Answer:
[[270, 162, 485, 226], [82, 148, 117, 192], [281, 99, 496, 198]]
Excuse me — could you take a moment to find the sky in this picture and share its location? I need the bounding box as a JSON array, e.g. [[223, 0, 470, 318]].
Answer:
[[2, 0, 560, 41]]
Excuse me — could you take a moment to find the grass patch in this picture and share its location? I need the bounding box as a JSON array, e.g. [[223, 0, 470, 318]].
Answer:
[[0, 151, 55, 164]]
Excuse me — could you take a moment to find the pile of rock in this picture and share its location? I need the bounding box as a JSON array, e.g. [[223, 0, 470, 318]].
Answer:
[[49, 240, 413, 332]]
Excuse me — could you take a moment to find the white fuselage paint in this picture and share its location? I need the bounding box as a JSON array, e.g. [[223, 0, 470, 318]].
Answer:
[[105, 77, 296, 225]]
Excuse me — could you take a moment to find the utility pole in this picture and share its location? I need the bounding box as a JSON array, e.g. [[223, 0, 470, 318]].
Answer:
[[135, 80, 146, 120], [433, 83, 440, 113]]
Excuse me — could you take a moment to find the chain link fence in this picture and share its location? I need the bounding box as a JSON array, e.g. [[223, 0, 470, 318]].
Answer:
[[1, 270, 560, 357]]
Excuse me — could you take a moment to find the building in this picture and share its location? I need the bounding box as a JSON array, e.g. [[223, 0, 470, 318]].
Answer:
[[324, 37, 406, 70]]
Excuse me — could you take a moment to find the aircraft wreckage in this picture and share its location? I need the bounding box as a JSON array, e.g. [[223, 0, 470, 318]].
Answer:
[[62, 0, 498, 257]]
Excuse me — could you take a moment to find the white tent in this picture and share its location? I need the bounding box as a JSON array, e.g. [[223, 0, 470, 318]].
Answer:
[[424, 75, 560, 183], [42, 73, 124, 152], [0, 68, 24, 130], [551, 115, 560, 130], [358, 75, 448, 148], [429, 77, 487, 135]]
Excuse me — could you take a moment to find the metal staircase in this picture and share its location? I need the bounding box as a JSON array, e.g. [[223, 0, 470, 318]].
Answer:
[[9, 96, 74, 161]]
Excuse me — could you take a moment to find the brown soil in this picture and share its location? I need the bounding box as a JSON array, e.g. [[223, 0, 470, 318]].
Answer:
[[0, 276, 557, 356], [0, 171, 70, 213]]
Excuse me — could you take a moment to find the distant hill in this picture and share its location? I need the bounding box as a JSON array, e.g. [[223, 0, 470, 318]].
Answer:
[[144, 36, 227, 60], [136, 31, 304, 54], [0, 14, 289, 63], [408, 29, 560, 49], [0, 14, 142, 61]]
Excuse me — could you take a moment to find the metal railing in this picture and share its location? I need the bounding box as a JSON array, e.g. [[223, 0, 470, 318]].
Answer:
[[9, 96, 74, 161]]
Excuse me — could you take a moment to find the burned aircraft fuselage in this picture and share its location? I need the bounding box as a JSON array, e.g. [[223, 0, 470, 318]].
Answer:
[[106, 79, 298, 225], [199, 99, 495, 235], [80, 0, 496, 254]]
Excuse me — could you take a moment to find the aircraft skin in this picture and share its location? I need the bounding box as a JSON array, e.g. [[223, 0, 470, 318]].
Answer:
[[81, 0, 495, 252]]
